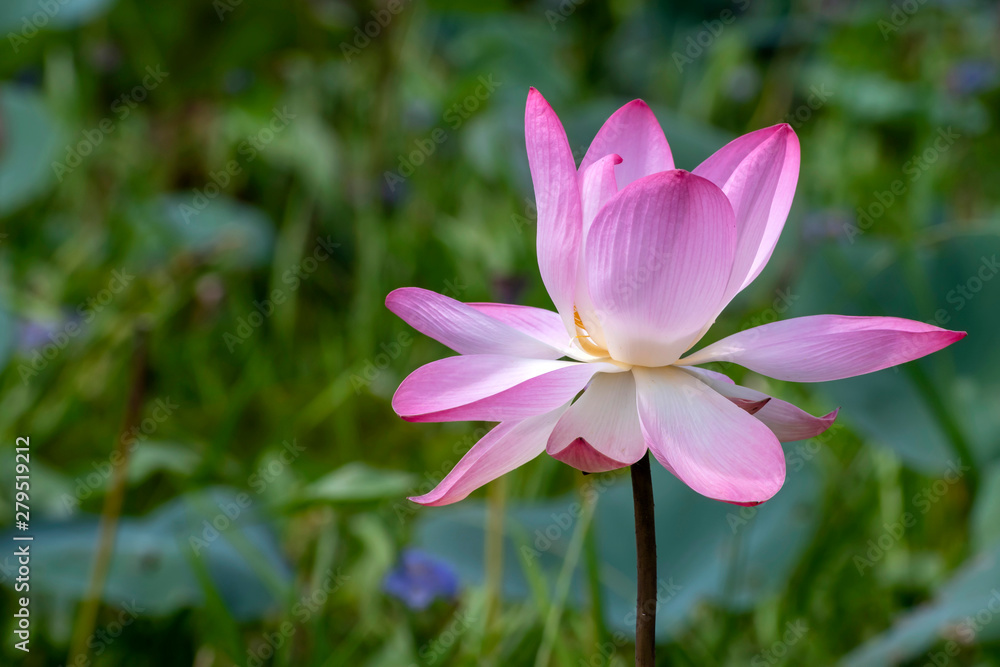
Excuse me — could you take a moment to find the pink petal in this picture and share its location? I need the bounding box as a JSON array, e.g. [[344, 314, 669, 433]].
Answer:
[[392, 354, 621, 422], [574, 153, 622, 347], [694, 125, 799, 297], [387, 288, 567, 359], [681, 367, 838, 442], [681, 315, 967, 383], [733, 397, 771, 415], [465, 302, 571, 352], [526, 88, 583, 333], [410, 408, 567, 506], [757, 401, 839, 442], [580, 100, 675, 189], [579, 153, 621, 235], [585, 170, 737, 366], [547, 372, 646, 473], [633, 366, 785, 505], [686, 367, 735, 385]]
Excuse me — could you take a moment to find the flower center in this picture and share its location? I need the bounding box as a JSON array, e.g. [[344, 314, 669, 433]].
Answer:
[[572, 307, 610, 358]]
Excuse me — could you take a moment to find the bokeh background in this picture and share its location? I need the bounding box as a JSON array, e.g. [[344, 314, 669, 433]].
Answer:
[[1, 0, 1000, 664]]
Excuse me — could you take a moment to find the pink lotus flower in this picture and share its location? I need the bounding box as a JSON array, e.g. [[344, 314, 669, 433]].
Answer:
[[387, 88, 966, 507]]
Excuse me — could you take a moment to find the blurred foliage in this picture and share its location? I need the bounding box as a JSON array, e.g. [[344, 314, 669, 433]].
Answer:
[[1, 0, 1000, 665]]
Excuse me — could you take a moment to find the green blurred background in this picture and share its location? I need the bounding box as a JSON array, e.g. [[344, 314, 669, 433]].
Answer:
[[1, 0, 1000, 664]]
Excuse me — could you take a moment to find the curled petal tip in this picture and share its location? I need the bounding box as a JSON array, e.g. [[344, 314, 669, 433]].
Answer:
[[938, 329, 968, 347], [623, 98, 652, 111], [727, 498, 768, 508], [758, 122, 795, 139], [768, 122, 799, 147], [581, 97, 675, 187], [385, 287, 405, 308], [733, 397, 771, 415], [407, 493, 450, 507], [525, 88, 555, 117], [549, 437, 633, 473]]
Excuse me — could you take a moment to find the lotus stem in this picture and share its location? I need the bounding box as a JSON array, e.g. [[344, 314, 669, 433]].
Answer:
[[630, 452, 657, 666]]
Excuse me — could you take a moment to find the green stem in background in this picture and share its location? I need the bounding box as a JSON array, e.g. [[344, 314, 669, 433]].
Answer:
[[583, 489, 608, 651], [904, 362, 979, 495], [827, 245, 979, 497], [484, 473, 507, 631], [631, 452, 657, 667], [535, 488, 597, 667], [67, 323, 151, 664]]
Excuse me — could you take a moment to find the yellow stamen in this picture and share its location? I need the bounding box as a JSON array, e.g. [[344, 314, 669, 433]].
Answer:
[[572, 306, 608, 357]]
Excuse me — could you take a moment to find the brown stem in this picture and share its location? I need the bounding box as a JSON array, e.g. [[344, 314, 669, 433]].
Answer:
[[631, 452, 657, 666], [67, 323, 151, 664]]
